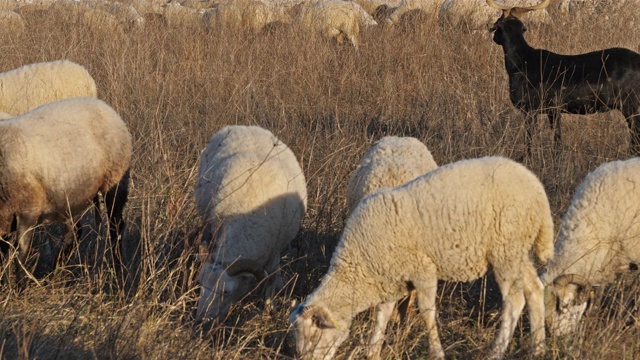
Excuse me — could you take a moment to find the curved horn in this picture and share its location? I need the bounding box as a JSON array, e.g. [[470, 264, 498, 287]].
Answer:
[[553, 273, 591, 289], [224, 259, 266, 281], [486, 0, 511, 10]]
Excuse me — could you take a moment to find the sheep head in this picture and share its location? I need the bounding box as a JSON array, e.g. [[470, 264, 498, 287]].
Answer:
[[289, 303, 350, 360], [544, 274, 593, 337], [196, 258, 266, 322]]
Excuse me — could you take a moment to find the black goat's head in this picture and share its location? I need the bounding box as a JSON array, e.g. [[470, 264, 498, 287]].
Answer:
[[486, 0, 550, 44], [489, 14, 527, 45]]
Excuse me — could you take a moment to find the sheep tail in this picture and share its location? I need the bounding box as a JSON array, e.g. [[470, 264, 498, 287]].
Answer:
[[533, 208, 554, 263]]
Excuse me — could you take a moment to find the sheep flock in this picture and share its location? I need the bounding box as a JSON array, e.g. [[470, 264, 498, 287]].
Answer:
[[1, 0, 640, 359], [0, 0, 603, 48]]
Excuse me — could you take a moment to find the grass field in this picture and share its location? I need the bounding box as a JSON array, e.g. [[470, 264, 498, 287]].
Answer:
[[0, 3, 639, 359]]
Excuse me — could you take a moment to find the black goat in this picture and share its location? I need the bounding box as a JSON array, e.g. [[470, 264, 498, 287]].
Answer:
[[487, 0, 640, 156]]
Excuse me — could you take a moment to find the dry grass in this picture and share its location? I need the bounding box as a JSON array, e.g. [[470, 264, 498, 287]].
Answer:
[[0, 4, 639, 359]]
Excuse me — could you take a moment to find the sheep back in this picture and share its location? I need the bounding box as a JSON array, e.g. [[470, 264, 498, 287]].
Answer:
[[543, 158, 640, 285], [346, 136, 437, 213], [0, 60, 98, 115], [195, 125, 307, 262], [0, 97, 131, 233]]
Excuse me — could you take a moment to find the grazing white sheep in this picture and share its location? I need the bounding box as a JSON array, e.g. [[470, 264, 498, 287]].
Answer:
[[194, 125, 307, 323], [201, 0, 291, 33], [438, 0, 551, 31], [82, 8, 127, 38], [0, 97, 132, 283], [290, 156, 553, 360], [541, 158, 640, 337], [383, 0, 440, 25], [294, 0, 377, 49], [103, 2, 146, 30], [351, 0, 402, 15], [180, 0, 219, 10], [129, 0, 168, 17], [346, 136, 437, 213], [345, 136, 437, 357], [162, 1, 204, 28], [0, 60, 97, 116]]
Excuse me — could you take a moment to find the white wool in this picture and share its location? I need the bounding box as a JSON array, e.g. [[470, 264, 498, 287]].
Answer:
[[194, 125, 307, 322], [0, 60, 97, 116], [291, 156, 553, 360]]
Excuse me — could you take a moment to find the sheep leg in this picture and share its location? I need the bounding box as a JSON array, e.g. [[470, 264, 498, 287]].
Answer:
[[104, 169, 130, 266], [366, 300, 395, 360], [414, 275, 444, 359], [524, 114, 536, 160], [523, 265, 546, 357], [55, 218, 82, 267], [13, 214, 38, 287], [264, 252, 283, 300], [489, 274, 526, 360]]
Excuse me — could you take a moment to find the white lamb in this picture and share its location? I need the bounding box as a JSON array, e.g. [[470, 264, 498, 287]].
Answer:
[[195, 125, 307, 323], [0, 60, 97, 116], [346, 136, 437, 214], [541, 158, 640, 337], [290, 156, 554, 360], [0, 97, 132, 284], [294, 0, 377, 49]]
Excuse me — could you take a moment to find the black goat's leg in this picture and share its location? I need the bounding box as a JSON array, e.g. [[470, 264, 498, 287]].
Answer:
[[524, 114, 536, 160]]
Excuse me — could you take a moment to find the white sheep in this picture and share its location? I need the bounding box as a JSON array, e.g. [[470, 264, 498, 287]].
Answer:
[[290, 156, 554, 360], [383, 0, 441, 25], [0, 60, 98, 116], [346, 136, 437, 213], [82, 8, 127, 38], [541, 158, 640, 337], [103, 2, 146, 30], [438, 0, 551, 31], [180, 0, 219, 10], [350, 0, 402, 15], [162, 1, 204, 28], [0, 97, 132, 284], [294, 0, 377, 49], [201, 0, 291, 33], [194, 125, 307, 323], [345, 136, 438, 355]]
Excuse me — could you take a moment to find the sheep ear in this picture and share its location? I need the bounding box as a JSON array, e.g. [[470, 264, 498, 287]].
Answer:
[[303, 307, 337, 329]]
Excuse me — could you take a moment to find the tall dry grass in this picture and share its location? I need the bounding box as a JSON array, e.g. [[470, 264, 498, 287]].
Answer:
[[0, 4, 639, 359]]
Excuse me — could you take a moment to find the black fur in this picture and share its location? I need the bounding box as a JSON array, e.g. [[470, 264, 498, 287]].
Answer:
[[490, 14, 640, 156]]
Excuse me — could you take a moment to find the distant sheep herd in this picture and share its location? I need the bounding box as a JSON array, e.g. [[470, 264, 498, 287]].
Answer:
[[0, 0, 639, 359], [0, 0, 633, 48]]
